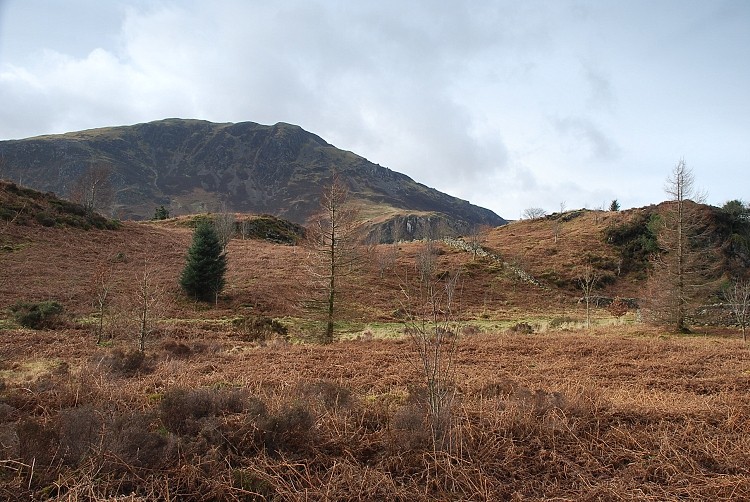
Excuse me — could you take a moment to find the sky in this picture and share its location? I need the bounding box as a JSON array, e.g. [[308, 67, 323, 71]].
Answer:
[[0, 0, 748, 219]]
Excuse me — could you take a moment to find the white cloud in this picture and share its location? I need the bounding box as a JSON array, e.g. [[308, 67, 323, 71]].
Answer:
[[0, 0, 749, 217]]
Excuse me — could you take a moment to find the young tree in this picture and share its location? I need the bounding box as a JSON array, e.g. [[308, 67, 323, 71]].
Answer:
[[609, 199, 620, 212], [180, 221, 227, 303], [578, 262, 599, 329], [134, 260, 164, 353], [552, 218, 563, 244], [70, 164, 114, 217], [400, 245, 462, 452], [213, 203, 236, 252], [724, 278, 750, 341], [304, 174, 363, 343], [648, 160, 712, 332], [374, 243, 399, 278], [466, 224, 489, 261], [90, 261, 116, 344]]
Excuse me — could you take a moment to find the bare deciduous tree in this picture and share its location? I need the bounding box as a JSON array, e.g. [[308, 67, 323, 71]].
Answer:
[[240, 218, 252, 240], [578, 262, 599, 329], [522, 207, 546, 220], [724, 278, 750, 341], [400, 246, 462, 452], [213, 203, 236, 252], [466, 224, 489, 261], [133, 260, 165, 353], [90, 261, 116, 345], [648, 160, 714, 332], [304, 174, 363, 343], [70, 164, 114, 217], [552, 219, 563, 244], [374, 243, 399, 278]]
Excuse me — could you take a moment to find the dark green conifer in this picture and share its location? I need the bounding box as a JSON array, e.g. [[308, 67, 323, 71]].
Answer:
[[180, 221, 227, 302]]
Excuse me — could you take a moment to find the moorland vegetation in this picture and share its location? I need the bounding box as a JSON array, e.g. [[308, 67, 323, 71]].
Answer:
[[0, 162, 749, 500]]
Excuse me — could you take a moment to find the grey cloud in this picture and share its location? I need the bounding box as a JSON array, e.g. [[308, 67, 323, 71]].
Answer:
[[553, 116, 620, 161]]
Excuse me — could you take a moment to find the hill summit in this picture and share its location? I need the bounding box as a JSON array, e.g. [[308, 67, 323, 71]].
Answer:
[[0, 119, 505, 240]]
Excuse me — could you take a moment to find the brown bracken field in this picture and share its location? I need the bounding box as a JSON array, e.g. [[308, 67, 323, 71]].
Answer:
[[1, 183, 749, 500]]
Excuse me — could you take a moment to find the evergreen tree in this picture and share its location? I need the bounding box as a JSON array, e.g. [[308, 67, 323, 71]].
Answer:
[[180, 221, 227, 303], [153, 205, 170, 220]]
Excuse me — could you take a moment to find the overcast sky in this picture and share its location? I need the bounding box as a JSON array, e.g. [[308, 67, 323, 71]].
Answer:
[[0, 1, 748, 219]]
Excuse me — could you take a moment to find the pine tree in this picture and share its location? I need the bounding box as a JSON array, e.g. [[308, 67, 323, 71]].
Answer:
[[180, 221, 227, 303]]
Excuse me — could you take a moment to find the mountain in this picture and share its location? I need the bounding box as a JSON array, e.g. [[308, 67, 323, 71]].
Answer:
[[0, 118, 506, 240]]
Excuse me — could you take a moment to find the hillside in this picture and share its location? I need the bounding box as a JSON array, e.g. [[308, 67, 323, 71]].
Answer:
[[1, 185, 749, 499], [3, 181, 746, 329], [0, 118, 505, 240]]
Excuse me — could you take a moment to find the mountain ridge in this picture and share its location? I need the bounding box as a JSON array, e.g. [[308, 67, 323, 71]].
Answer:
[[0, 118, 506, 240]]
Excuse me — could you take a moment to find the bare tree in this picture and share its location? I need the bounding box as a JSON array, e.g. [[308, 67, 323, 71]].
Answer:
[[400, 246, 462, 452], [578, 262, 599, 329], [374, 243, 399, 278], [133, 260, 164, 353], [304, 174, 363, 343], [213, 203, 236, 252], [70, 164, 114, 217], [552, 219, 563, 244], [648, 160, 713, 332], [466, 224, 489, 261], [724, 278, 750, 341], [522, 207, 546, 220], [90, 261, 116, 345], [240, 218, 252, 240]]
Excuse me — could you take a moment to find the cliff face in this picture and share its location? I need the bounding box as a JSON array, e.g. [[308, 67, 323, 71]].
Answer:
[[0, 118, 506, 240]]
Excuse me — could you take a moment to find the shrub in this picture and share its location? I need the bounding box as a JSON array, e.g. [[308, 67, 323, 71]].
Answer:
[[161, 340, 193, 358], [10, 300, 64, 329], [298, 380, 352, 411], [17, 417, 60, 468], [100, 348, 154, 377], [260, 404, 314, 455], [57, 405, 100, 465], [104, 411, 175, 471], [233, 316, 289, 342], [160, 388, 217, 435], [160, 387, 252, 435], [34, 212, 56, 227], [509, 322, 534, 334]]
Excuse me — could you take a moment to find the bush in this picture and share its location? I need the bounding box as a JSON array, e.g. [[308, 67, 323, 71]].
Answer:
[[260, 404, 314, 455], [160, 388, 218, 435], [509, 322, 534, 335], [34, 212, 56, 227], [100, 349, 154, 377], [233, 316, 289, 342], [160, 387, 252, 435], [10, 301, 64, 329]]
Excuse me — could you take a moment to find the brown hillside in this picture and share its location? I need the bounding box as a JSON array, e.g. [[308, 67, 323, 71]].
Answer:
[[485, 209, 646, 300], [2, 186, 750, 500]]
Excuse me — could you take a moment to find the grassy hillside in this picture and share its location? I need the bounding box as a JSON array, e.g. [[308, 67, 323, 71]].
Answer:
[[1, 184, 749, 500]]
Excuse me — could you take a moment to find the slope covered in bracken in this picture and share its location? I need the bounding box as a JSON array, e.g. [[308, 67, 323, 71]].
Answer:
[[2, 184, 749, 500]]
